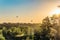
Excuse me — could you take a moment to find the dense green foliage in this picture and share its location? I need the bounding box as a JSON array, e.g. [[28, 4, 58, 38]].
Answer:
[[0, 15, 58, 40]]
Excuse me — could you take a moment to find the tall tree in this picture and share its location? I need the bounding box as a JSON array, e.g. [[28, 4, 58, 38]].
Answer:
[[50, 14, 60, 40], [41, 17, 51, 38], [40, 16, 57, 40]]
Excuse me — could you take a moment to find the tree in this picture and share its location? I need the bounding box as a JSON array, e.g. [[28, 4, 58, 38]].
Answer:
[[50, 14, 60, 40], [40, 16, 57, 40]]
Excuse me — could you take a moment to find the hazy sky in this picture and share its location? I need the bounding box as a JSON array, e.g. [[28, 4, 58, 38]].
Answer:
[[0, 0, 60, 23]]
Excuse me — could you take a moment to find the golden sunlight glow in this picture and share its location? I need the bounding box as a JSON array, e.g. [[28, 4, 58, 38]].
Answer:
[[50, 7, 60, 16]]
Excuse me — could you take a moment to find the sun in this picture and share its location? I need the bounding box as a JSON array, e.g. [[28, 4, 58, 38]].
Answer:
[[49, 7, 60, 16]]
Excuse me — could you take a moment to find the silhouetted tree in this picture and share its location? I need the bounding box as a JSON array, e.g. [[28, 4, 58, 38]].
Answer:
[[40, 16, 57, 40]]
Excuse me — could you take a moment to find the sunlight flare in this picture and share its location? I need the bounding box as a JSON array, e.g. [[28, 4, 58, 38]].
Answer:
[[49, 7, 60, 16]]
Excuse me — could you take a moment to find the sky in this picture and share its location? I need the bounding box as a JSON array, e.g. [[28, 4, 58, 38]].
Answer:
[[0, 0, 60, 23]]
